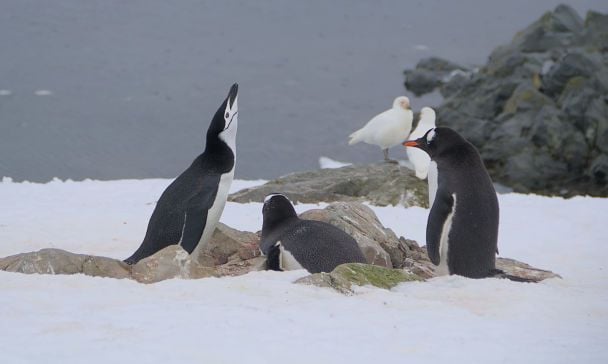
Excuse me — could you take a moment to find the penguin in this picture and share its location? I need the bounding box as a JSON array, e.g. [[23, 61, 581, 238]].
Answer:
[[406, 107, 437, 207], [402, 127, 499, 278], [260, 194, 367, 273], [348, 96, 413, 162], [124, 83, 239, 265]]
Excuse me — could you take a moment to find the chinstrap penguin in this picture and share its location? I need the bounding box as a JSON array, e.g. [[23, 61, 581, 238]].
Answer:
[[348, 96, 413, 163], [260, 194, 367, 273], [124, 83, 239, 265], [403, 127, 499, 278], [406, 107, 438, 207]]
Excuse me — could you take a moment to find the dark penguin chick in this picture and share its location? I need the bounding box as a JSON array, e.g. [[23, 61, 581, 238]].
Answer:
[[260, 194, 367, 273], [124, 83, 239, 265], [403, 127, 499, 278]]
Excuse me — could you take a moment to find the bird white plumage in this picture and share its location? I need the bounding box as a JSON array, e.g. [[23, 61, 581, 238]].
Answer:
[[348, 96, 413, 162], [407, 107, 436, 179]]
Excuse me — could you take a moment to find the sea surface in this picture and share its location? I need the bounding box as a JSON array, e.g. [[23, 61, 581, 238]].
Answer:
[[1, 0, 606, 181]]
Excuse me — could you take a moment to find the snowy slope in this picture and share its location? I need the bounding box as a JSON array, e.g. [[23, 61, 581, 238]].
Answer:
[[0, 178, 607, 363]]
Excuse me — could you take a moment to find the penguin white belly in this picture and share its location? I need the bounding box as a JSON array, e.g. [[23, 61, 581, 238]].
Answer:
[[428, 161, 438, 207], [435, 193, 456, 276], [278, 242, 304, 271], [190, 168, 235, 258]]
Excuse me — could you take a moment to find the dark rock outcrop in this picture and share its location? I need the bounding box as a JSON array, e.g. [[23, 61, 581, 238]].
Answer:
[[229, 162, 429, 207], [403, 5, 608, 197]]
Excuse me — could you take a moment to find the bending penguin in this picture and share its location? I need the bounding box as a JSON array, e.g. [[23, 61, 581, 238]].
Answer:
[[124, 83, 239, 265], [260, 194, 367, 273], [406, 106, 438, 206], [348, 96, 413, 162], [403, 127, 499, 278]]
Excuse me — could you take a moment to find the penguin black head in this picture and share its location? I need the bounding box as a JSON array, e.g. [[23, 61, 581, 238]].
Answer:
[[206, 83, 239, 150], [262, 194, 298, 232], [402, 127, 467, 159]]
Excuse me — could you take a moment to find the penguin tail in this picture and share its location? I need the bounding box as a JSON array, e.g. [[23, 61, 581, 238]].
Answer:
[[348, 129, 363, 145], [489, 268, 537, 283]]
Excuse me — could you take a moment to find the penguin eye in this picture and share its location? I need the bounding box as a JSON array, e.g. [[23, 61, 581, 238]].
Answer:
[[225, 112, 230, 119]]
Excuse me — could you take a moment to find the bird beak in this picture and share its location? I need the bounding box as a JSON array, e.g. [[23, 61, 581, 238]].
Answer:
[[402, 140, 419, 148], [227, 83, 238, 108]]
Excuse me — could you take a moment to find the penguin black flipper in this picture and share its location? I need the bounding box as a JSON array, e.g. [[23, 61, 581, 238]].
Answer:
[[426, 190, 454, 265], [265, 242, 282, 271], [124, 207, 186, 265], [180, 176, 222, 253]]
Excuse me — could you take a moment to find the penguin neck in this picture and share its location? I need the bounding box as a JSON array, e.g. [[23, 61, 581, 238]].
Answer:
[[202, 135, 235, 172], [262, 212, 299, 238]]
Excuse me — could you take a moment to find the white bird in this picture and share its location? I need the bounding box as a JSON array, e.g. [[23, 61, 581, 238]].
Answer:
[[407, 107, 437, 179], [348, 96, 413, 162]]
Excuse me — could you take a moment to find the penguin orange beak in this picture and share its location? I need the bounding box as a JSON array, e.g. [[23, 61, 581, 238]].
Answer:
[[402, 140, 419, 147]]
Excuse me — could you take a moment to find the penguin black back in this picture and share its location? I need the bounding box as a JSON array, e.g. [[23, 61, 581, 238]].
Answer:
[[124, 83, 239, 265], [404, 127, 499, 278], [260, 194, 367, 273]]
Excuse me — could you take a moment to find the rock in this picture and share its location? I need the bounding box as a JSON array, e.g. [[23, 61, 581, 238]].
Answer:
[[81, 256, 132, 279], [404, 57, 471, 96], [542, 52, 599, 97], [295, 263, 424, 294], [229, 162, 429, 207], [510, 4, 583, 53], [582, 11, 608, 51], [496, 258, 561, 282], [0, 248, 131, 279], [131, 245, 216, 284], [419, 5, 608, 197], [0, 248, 86, 275], [214, 256, 267, 277], [197, 222, 261, 266], [299, 203, 394, 268], [590, 154, 608, 185]]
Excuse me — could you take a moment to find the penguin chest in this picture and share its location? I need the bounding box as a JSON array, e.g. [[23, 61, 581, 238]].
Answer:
[[277, 241, 304, 271], [191, 168, 235, 257], [436, 193, 457, 276]]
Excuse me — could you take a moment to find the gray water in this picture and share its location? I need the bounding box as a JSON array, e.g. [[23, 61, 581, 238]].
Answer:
[[1, 0, 606, 182]]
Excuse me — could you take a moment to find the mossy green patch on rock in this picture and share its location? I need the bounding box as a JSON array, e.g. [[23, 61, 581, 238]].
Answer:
[[295, 263, 424, 294]]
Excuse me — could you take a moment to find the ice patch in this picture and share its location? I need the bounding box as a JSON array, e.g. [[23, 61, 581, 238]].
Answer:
[[0, 89, 13, 96], [319, 156, 351, 169]]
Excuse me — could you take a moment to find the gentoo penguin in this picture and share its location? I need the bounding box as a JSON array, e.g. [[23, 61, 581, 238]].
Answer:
[[260, 194, 367, 273], [406, 107, 438, 206], [402, 127, 499, 278], [348, 96, 413, 162], [124, 83, 239, 265]]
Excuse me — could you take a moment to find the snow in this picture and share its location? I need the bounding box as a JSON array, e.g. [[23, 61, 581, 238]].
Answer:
[[1, 178, 607, 363], [318, 156, 352, 169]]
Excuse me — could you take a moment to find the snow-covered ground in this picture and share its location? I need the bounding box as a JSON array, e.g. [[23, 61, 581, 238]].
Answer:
[[1, 178, 607, 363]]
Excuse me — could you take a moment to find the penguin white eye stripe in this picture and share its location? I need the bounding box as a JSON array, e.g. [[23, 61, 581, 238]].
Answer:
[[264, 193, 286, 203], [426, 129, 436, 143], [224, 111, 238, 130]]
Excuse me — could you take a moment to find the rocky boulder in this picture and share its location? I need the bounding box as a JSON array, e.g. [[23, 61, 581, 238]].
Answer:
[[229, 162, 429, 207], [403, 57, 473, 97], [403, 5, 608, 197], [0, 248, 131, 279], [130, 246, 216, 284], [197, 222, 261, 266]]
